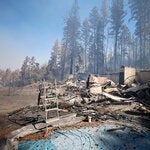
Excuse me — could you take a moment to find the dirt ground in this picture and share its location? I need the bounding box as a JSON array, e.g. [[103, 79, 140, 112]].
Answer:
[[0, 85, 39, 139]]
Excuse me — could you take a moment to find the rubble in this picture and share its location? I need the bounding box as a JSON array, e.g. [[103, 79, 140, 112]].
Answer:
[[137, 70, 150, 84], [102, 92, 129, 102], [8, 73, 150, 130]]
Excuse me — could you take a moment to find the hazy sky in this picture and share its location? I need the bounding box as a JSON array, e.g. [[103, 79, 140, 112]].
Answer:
[[0, 0, 117, 70]]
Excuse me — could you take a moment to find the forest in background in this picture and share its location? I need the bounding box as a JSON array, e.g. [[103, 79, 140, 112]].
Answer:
[[0, 0, 150, 87]]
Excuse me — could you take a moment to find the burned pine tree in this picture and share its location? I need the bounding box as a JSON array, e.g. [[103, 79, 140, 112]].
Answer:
[[88, 6, 100, 74], [61, 0, 80, 76], [88, 2, 108, 75], [119, 25, 132, 67], [129, 0, 150, 69], [81, 18, 90, 73], [110, 0, 125, 71], [46, 40, 61, 80]]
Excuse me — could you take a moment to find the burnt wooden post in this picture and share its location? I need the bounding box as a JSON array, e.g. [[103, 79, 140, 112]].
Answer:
[[119, 66, 125, 85]]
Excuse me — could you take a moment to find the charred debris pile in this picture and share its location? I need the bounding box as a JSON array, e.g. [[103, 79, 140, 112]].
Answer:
[[8, 67, 150, 130]]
